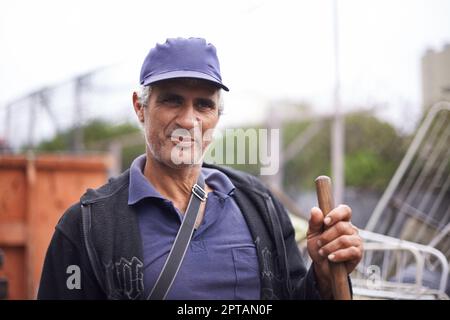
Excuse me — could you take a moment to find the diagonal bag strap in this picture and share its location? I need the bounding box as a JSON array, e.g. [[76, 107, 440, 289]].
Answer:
[[147, 174, 207, 300]]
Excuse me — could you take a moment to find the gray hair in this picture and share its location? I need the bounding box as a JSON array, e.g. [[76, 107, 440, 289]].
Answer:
[[137, 85, 152, 108], [137, 84, 224, 115]]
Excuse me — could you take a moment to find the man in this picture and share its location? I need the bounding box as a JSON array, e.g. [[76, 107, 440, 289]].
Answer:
[[38, 37, 362, 300]]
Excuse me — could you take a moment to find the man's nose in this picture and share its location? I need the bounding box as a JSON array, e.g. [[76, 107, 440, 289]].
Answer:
[[176, 104, 200, 130]]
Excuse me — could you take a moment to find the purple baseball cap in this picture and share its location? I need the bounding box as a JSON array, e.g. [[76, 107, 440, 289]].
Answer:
[[140, 37, 229, 91]]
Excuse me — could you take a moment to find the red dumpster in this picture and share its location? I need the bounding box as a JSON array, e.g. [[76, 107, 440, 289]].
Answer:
[[0, 154, 111, 299]]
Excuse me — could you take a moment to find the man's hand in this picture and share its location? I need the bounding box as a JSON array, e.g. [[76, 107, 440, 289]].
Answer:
[[306, 204, 363, 298]]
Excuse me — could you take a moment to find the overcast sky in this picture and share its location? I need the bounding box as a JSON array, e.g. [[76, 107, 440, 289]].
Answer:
[[1, 0, 449, 144]]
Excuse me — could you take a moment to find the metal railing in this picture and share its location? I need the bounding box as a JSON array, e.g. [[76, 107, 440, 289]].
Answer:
[[351, 230, 449, 300], [366, 102, 450, 239]]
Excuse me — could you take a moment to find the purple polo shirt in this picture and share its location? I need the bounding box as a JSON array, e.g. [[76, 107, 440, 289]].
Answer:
[[128, 154, 260, 299]]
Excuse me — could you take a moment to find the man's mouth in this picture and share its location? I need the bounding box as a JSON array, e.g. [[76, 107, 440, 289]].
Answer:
[[170, 135, 196, 147]]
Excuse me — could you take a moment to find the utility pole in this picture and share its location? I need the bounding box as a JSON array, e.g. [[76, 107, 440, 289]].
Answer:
[[27, 94, 37, 150], [4, 104, 11, 146], [73, 77, 85, 153], [331, 0, 345, 204]]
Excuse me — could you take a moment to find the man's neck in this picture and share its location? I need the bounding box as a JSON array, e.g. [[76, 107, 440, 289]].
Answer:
[[143, 153, 202, 213]]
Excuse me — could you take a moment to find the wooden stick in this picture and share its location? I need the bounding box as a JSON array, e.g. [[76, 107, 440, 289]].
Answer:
[[315, 175, 352, 300]]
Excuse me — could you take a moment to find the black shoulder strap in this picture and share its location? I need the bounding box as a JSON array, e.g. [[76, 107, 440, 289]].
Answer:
[[147, 174, 207, 300]]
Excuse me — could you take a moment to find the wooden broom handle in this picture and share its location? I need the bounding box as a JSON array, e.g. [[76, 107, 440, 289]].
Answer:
[[315, 175, 352, 300]]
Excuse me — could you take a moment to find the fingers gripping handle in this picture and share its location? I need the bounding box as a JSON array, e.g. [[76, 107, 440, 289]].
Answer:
[[315, 176, 352, 300]]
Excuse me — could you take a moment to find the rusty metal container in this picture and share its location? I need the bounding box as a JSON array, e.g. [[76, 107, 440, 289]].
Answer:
[[0, 154, 111, 299]]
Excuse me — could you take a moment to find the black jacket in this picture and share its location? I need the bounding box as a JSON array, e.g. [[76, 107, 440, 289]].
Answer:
[[37, 163, 323, 300]]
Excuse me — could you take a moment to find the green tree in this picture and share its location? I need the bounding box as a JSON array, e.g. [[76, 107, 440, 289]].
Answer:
[[36, 120, 141, 152], [210, 110, 409, 193], [283, 111, 409, 192], [35, 120, 144, 169]]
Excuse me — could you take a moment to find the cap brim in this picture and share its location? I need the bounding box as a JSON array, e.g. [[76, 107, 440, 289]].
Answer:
[[141, 70, 229, 91]]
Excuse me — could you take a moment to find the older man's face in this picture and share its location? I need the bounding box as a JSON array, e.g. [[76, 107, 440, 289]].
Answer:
[[142, 79, 220, 168]]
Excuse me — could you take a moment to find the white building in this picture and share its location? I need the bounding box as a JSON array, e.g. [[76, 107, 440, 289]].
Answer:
[[422, 44, 450, 110]]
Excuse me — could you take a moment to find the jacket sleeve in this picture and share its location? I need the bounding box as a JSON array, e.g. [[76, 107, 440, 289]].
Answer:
[[269, 193, 324, 299], [37, 210, 105, 299]]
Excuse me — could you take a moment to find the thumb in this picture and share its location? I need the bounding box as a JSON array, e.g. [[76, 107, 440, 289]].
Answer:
[[308, 207, 324, 235]]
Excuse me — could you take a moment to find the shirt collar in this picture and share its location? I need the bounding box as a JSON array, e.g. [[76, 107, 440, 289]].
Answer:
[[128, 154, 165, 205], [128, 154, 236, 205]]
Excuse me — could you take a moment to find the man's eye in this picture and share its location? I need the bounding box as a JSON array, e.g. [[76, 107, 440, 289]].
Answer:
[[160, 97, 182, 105], [197, 101, 214, 109]]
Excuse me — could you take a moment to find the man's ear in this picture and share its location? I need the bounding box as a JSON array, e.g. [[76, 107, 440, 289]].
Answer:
[[132, 92, 145, 123]]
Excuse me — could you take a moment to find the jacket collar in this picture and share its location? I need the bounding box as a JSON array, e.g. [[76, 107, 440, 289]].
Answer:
[[80, 169, 131, 205]]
